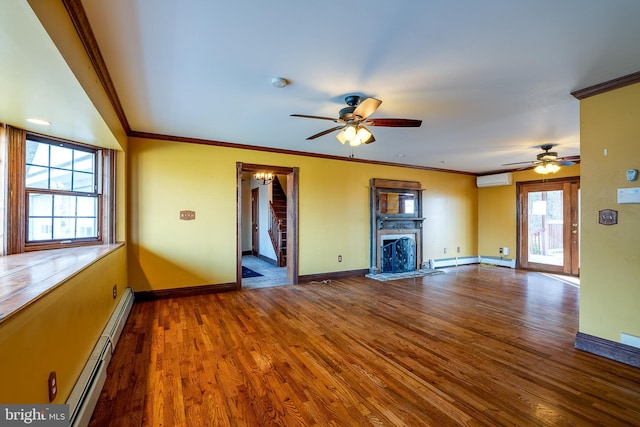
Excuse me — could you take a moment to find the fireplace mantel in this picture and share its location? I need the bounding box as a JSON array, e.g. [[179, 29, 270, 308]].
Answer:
[[369, 178, 424, 275], [376, 216, 426, 230]]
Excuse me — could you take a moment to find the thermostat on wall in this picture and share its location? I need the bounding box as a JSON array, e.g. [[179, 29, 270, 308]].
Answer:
[[617, 187, 640, 204]]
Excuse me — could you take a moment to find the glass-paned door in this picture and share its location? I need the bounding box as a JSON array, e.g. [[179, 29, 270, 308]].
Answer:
[[519, 179, 580, 275]]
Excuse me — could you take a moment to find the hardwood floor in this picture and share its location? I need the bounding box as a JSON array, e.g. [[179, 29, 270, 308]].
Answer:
[[89, 266, 640, 426]]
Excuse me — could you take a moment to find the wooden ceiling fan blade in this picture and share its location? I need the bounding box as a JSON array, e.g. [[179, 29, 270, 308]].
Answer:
[[291, 114, 337, 121], [557, 160, 576, 166], [306, 126, 344, 140], [560, 155, 580, 161], [365, 118, 422, 127], [353, 97, 382, 120], [502, 160, 538, 166]]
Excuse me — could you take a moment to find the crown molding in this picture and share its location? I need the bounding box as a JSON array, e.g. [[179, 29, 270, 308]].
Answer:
[[571, 70, 640, 100]]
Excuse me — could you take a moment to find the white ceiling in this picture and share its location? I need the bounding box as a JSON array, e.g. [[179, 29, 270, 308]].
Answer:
[[6, 1, 640, 173]]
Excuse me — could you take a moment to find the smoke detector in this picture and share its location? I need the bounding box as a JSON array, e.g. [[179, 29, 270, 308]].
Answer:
[[271, 77, 289, 88]]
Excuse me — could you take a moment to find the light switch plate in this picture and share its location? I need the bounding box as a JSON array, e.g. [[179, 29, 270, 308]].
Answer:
[[180, 210, 196, 220], [598, 209, 617, 225]]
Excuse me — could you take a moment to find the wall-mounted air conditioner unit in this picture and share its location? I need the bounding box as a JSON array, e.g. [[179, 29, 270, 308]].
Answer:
[[476, 172, 513, 188]]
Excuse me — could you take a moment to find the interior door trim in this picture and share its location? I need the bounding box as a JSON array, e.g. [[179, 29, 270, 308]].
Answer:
[[236, 162, 299, 290]]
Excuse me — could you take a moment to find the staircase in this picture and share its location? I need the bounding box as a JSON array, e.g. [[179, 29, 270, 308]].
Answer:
[[268, 177, 287, 267]]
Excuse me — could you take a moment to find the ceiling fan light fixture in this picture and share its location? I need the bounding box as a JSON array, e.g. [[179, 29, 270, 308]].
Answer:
[[336, 125, 372, 146], [336, 128, 348, 144], [344, 125, 357, 140], [534, 162, 561, 175], [356, 126, 372, 142]]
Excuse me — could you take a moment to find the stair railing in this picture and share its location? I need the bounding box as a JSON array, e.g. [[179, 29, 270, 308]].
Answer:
[[268, 201, 286, 266]]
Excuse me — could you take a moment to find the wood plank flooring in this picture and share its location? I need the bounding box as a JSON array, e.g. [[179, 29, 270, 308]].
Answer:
[[89, 266, 640, 426]]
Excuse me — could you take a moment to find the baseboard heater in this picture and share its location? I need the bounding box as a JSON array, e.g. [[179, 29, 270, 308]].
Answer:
[[428, 256, 516, 269], [66, 287, 134, 427]]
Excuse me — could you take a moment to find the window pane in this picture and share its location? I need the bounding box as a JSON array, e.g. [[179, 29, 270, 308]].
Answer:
[[74, 151, 95, 173], [50, 145, 73, 170], [28, 194, 52, 216], [76, 196, 97, 216], [26, 165, 49, 189], [26, 140, 49, 166], [50, 168, 73, 191], [28, 218, 53, 241], [53, 218, 76, 239], [22, 136, 103, 246], [73, 171, 94, 192], [54, 195, 76, 216], [527, 190, 563, 266], [76, 218, 97, 238]]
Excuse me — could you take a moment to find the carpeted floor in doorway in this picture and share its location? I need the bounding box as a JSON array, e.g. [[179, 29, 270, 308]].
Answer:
[[242, 266, 263, 278]]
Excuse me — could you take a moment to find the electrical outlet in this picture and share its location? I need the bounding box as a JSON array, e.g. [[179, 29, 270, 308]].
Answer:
[[457, 247, 460, 253], [338, 255, 342, 262], [444, 248, 447, 254], [48, 371, 57, 402], [112, 284, 117, 299], [499, 247, 503, 254]]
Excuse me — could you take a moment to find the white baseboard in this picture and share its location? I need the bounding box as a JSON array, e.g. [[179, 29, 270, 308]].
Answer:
[[478, 256, 516, 268], [428, 256, 516, 269], [67, 287, 134, 427]]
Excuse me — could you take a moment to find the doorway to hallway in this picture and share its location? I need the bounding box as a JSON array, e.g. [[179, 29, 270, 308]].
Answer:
[[236, 163, 299, 290]]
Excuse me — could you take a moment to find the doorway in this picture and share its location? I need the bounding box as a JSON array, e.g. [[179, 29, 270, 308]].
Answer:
[[518, 178, 580, 275], [236, 163, 299, 290]]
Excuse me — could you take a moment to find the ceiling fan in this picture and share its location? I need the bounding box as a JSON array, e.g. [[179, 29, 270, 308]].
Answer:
[[291, 95, 422, 146], [503, 144, 580, 174]]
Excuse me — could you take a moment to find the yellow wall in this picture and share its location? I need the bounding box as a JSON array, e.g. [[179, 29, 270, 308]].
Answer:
[[128, 137, 478, 291], [478, 165, 580, 259], [0, 2, 131, 405], [579, 83, 640, 342], [0, 246, 128, 403]]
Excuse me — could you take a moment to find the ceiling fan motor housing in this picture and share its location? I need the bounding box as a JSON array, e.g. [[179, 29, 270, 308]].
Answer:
[[344, 95, 361, 106], [339, 106, 356, 121], [537, 151, 558, 161]]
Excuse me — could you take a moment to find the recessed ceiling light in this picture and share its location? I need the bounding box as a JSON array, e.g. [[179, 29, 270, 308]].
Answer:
[[27, 118, 51, 126], [271, 77, 289, 88]]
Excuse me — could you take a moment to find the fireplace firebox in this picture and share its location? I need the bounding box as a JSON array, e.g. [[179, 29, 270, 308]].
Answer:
[[382, 237, 416, 272]]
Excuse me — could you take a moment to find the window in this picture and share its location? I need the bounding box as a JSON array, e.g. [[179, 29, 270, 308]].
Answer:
[[25, 137, 99, 243], [6, 126, 116, 253]]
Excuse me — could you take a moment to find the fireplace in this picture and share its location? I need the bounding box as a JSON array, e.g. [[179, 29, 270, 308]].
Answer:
[[381, 236, 416, 272], [369, 179, 424, 275]]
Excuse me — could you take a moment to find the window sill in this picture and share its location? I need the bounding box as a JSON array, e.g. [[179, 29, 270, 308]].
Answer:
[[0, 242, 124, 324]]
